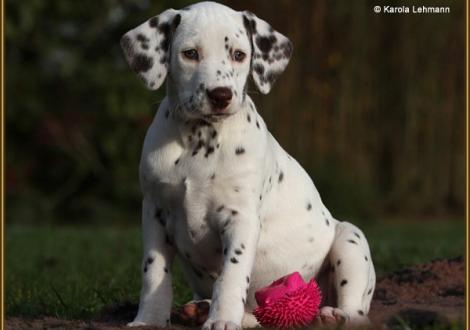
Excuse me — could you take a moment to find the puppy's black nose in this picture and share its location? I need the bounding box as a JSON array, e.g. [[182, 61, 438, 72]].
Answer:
[[206, 87, 233, 110]]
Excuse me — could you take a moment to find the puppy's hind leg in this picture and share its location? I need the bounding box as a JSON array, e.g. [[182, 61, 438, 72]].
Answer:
[[316, 221, 376, 326]]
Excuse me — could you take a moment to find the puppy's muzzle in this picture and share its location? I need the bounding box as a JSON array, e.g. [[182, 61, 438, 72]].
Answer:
[[206, 87, 232, 112]]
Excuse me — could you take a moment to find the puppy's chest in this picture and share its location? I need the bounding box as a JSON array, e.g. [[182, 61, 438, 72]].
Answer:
[[146, 117, 259, 268], [150, 123, 227, 261]]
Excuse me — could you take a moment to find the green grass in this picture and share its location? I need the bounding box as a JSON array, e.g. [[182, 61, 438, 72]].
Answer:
[[358, 218, 466, 275], [5, 219, 465, 321]]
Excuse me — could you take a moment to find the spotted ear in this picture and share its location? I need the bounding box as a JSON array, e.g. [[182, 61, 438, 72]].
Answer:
[[120, 9, 181, 90], [243, 11, 293, 94]]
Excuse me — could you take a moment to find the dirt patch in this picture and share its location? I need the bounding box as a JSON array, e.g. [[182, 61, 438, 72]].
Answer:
[[369, 256, 465, 329], [6, 257, 465, 329]]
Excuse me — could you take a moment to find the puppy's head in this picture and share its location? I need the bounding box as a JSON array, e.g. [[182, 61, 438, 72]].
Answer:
[[121, 2, 292, 121]]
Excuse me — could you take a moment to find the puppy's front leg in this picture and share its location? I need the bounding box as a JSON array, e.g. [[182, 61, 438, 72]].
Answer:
[[203, 208, 260, 330], [128, 198, 175, 327]]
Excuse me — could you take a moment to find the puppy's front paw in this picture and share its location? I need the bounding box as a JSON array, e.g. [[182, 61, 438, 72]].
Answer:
[[127, 321, 148, 327], [127, 318, 168, 328], [202, 319, 241, 330], [313, 306, 348, 327]]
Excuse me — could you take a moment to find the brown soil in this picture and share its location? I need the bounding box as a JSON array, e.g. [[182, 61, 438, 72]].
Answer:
[[6, 257, 465, 329]]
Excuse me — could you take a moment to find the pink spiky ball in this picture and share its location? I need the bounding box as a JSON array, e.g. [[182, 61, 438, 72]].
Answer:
[[253, 272, 322, 328]]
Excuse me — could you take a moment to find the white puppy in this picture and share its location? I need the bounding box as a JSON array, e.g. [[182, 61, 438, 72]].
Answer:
[[120, 2, 375, 329]]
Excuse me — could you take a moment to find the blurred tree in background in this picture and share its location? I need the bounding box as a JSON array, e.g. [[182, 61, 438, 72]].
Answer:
[[5, 0, 465, 224]]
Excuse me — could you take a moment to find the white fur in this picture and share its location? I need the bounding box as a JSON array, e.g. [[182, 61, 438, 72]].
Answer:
[[122, 2, 376, 329]]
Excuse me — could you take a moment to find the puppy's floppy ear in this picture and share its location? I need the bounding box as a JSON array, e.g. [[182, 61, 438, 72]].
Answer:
[[243, 11, 293, 94], [120, 9, 181, 90]]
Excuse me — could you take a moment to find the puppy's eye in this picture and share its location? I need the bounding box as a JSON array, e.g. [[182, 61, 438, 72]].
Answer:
[[233, 50, 246, 62], [183, 49, 199, 61]]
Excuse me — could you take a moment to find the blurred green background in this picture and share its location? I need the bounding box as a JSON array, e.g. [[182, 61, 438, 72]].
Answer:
[[5, 0, 465, 224], [4, 0, 466, 324]]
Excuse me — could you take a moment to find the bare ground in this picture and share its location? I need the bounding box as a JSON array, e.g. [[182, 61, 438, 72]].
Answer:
[[6, 257, 465, 329]]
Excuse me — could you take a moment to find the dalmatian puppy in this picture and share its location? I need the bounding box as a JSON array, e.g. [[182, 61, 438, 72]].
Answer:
[[120, 2, 375, 329]]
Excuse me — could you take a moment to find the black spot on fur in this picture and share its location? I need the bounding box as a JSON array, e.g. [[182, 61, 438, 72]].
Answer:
[[137, 34, 149, 43], [230, 257, 239, 264], [368, 289, 372, 295], [347, 239, 358, 245], [246, 276, 250, 283], [256, 35, 277, 53], [358, 310, 364, 316], [149, 16, 159, 28], [241, 243, 246, 249], [147, 257, 154, 264], [306, 203, 312, 210], [217, 205, 224, 212], [174, 158, 180, 165], [131, 54, 153, 72], [365, 256, 369, 261], [205, 146, 215, 157], [157, 15, 180, 53], [172, 14, 181, 31], [253, 63, 265, 75], [337, 260, 341, 266], [235, 249, 242, 255], [256, 121, 260, 129], [280, 41, 293, 58], [278, 171, 284, 183], [354, 232, 361, 239], [231, 210, 238, 216], [165, 235, 173, 246], [223, 219, 231, 228], [223, 248, 228, 255], [120, 35, 133, 54], [164, 267, 168, 273], [243, 15, 257, 35], [325, 218, 330, 226], [155, 209, 165, 226], [247, 114, 251, 122], [235, 147, 245, 155], [266, 71, 280, 84], [340, 279, 348, 286]]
